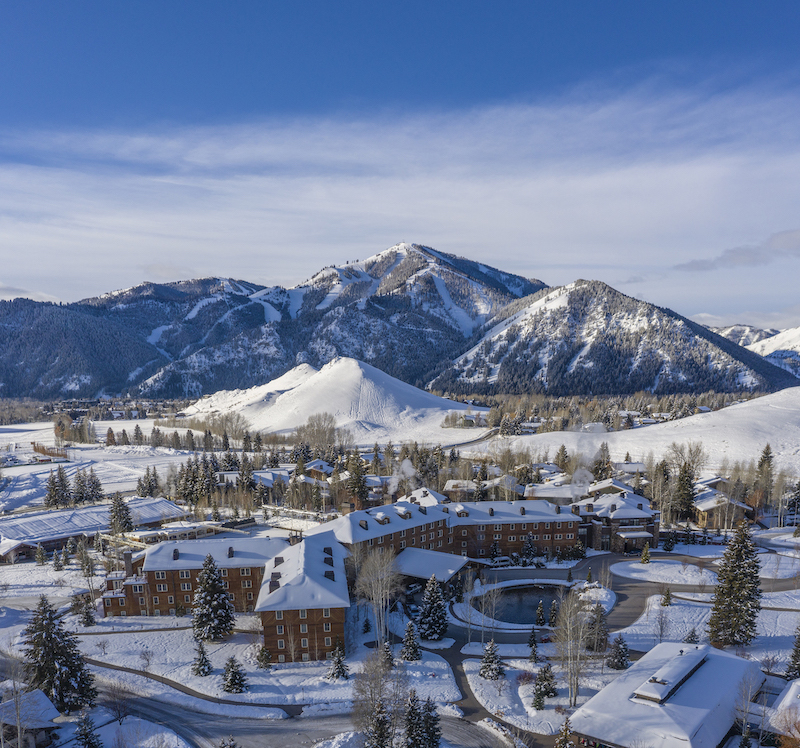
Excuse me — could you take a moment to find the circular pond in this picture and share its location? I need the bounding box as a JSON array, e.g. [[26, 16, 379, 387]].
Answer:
[[471, 585, 565, 625]]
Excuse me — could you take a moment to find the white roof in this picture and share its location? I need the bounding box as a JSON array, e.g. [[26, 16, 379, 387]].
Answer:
[[617, 531, 653, 539], [0, 497, 187, 546], [447, 500, 565, 526], [401, 487, 448, 506], [571, 643, 764, 748], [573, 492, 656, 520], [395, 547, 469, 582], [0, 689, 59, 729], [142, 536, 289, 571], [694, 489, 749, 514], [254, 531, 350, 612]]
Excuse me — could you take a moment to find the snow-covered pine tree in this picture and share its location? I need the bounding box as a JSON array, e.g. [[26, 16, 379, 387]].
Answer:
[[400, 621, 421, 661], [364, 699, 391, 748], [641, 542, 651, 564], [661, 587, 672, 606], [536, 600, 545, 626], [60, 546, 69, 568], [528, 626, 540, 662], [554, 715, 574, 748], [422, 696, 441, 748], [404, 689, 424, 748], [73, 469, 87, 505], [785, 624, 800, 680], [708, 521, 761, 647], [80, 598, 95, 627], [536, 662, 558, 697], [380, 640, 395, 670], [256, 645, 272, 670], [35, 543, 46, 565], [326, 641, 349, 681], [606, 634, 631, 670], [86, 468, 104, 503], [586, 603, 608, 652], [363, 616, 372, 634], [683, 627, 700, 644], [192, 639, 213, 676], [109, 493, 133, 535], [74, 711, 102, 748], [549, 599, 559, 627], [531, 678, 546, 710], [222, 656, 248, 693], [53, 548, 64, 571], [418, 576, 448, 641], [192, 554, 235, 641], [479, 639, 505, 680], [22, 595, 97, 711]]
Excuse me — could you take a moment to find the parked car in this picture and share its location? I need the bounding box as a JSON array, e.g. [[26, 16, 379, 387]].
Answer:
[[492, 556, 512, 567]]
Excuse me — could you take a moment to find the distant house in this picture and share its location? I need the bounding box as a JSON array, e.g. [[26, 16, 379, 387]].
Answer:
[[569, 492, 659, 553], [0, 688, 60, 747], [693, 488, 750, 529]]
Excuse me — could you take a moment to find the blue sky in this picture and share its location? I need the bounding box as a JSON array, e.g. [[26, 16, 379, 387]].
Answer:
[[1, 2, 800, 328]]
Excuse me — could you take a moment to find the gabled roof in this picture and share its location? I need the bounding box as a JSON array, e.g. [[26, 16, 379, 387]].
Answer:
[[142, 537, 289, 571], [395, 547, 469, 582], [572, 492, 656, 520], [0, 689, 59, 729], [254, 531, 350, 612], [447, 500, 564, 526], [401, 487, 448, 506]]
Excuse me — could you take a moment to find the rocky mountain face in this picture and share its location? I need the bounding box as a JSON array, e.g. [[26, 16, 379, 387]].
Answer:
[[430, 280, 798, 396], [710, 324, 779, 347], [746, 326, 800, 379]]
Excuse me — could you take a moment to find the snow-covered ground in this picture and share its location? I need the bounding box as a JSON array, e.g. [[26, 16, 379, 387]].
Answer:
[[652, 542, 728, 558], [56, 708, 192, 748], [472, 386, 800, 475], [0, 558, 107, 600], [610, 559, 718, 586]]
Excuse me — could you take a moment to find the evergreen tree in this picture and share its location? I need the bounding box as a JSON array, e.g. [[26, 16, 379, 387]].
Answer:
[[785, 624, 800, 680], [380, 640, 395, 670], [222, 656, 248, 693], [641, 542, 651, 564], [326, 641, 349, 680], [536, 662, 558, 697], [566, 567, 573, 583], [536, 599, 546, 626], [404, 689, 424, 748], [74, 711, 102, 748], [192, 639, 213, 676], [422, 696, 441, 748], [55, 466, 72, 507], [592, 442, 613, 481], [683, 627, 700, 644], [528, 632, 540, 663], [105, 427, 117, 446], [72, 469, 88, 505], [554, 444, 569, 471], [256, 645, 272, 670], [661, 587, 672, 607], [79, 598, 95, 627], [554, 715, 574, 748], [53, 548, 64, 571], [674, 463, 695, 520], [362, 616, 372, 635], [364, 699, 391, 748], [109, 493, 133, 535], [85, 468, 104, 503], [606, 634, 630, 670], [549, 599, 559, 627], [347, 452, 369, 508], [418, 576, 448, 641], [479, 639, 505, 680], [35, 543, 46, 565], [586, 603, 608, 652], [708, 521, 761, 647], [22, 595, 97, 711], [400, 621, 421, 661], [531, 678, 546, 710], [586, 567, 592, 583], [61, 546, 70, 568], [45, 470, 59, 508], [66, 536, 77, 556], [192, 554, 235, 641]]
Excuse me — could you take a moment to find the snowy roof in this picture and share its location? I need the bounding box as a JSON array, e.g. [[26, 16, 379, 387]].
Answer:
[[616, 530, 653, 539], [142, 536, 289, 571], [394, 548, 469, 582], [523, 482, 578, 500], [588, 477, 636, 494], [570, 643, 764, 748], [304, 501, 452, 544], [694, 489, 750, 514], [305, 459, 334, 475], [0, 497, 188, 546], [0, 689, 59, 729], [447, 500, 565, 526], [572, 492, 655, 520], [254, 531, 351, 612], [401, 487, 449, 506], [612, 461, 646, 473]]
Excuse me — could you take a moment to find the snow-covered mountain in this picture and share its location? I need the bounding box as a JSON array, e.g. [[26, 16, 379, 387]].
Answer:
[[186, 357, 485, 446], [710, 324, 779, 347], [431, 280, 797, 395], [747, 326, 800, 378]]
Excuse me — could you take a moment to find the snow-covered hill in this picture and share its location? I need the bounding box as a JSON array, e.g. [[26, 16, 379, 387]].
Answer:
[[711, 324, 779, 347], [186, 357, 488, 446], [747, 326, 800, 378], [431, 280, 796, 395], [482, 386, 800, 476]]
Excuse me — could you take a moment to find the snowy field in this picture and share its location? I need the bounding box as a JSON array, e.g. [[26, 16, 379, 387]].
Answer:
[[55, 708, 191, 748], [0, 558, 107, 600], [610, 559, 718, 586], [652, 542, 728, 558], [464, 657, 622, 735], [472, 386, 800, 475]]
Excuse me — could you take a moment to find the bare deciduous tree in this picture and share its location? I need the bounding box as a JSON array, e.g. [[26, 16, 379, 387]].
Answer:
[[554, 590, 588, 708], [354, 549, 401, 645]]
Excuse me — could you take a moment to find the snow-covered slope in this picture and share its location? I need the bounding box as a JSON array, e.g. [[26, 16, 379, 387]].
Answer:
[[748, 326, 800, 378], [483, 386, 800, 476], [711, 324, 779, 347], [186, 357, 487, 446], [432, 280, 797, 395]]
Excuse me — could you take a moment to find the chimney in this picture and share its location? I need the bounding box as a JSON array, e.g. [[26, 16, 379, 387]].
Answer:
[[555, 505, 561, 514], [123, 550, 133, 577], [227, 546, 234, 558], [489, 507, 494, 516], [172, 548, 179, 561], [520, 506, 526, 516]]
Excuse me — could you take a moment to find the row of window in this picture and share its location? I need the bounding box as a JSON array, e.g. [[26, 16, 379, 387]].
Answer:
[[153, 567, 253, 580], [275, 622, 332, 635], [276, 636, 332, 649], [273, 608, 331, 619]]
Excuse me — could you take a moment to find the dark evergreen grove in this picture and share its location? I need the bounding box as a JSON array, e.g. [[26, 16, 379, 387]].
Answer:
[[707, 521, 761, 647], [22, 595, 97, 711]]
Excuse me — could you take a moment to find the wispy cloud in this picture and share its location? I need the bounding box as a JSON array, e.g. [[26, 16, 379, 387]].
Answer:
[[674, 229, 800, 272], [0, 77, 799, 326]]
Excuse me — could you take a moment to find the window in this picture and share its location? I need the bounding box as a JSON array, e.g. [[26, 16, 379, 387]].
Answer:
[[247, 592, 254, 600], [302, 653, 309, 661], [566, 534, 574, 540], [479, 549, 486, 555], [222, 581, 229, 589], [300, 624, 308, 634], [479, 525, 486, 531], [278, 654, 285, 662], [494, 524, 502, 531], [400, 529, 406, 537], [555, 534, 563, 540], [543, 534, 551, 541], [478, 534, 485, 540], [326, 652, 334, 660], [461, 541, 467, 547], [152, 610, 159, 616], [367, 538, 374, 546], [509, 524, 515, 530], [377, 535, 383, 544], [545, 523, 551, 529], [155, 571, 166, 580], [278, 640, 285, 649], [532, 523, 539, 530], [156, 584, 167, 592], [324, 622, 331, 632], [132, 585, 143, 593], [240, 568, 250, 576], [521, 524, 527, 530], [532, 534, 539, 540], [556, 523, 562, 530], [119, 611, 127, 617], [168, 595, 174, 604], [277, 625, 284, 635], [276, 611, 283, 620], [179, 570, 191, 579], [400, 541, 406, 549], [242, 580, 252, 588], [181, 583, 191, 591], [169, 608, 176, 615], [119, 598, 125, 606], [301, 638, 308, 648], [508, 536, 516, 542], [220, 569, 228, 577], [228, 593, 234, 601], [138, 597, 145, 605], [323, 608, 331, 618], [461, 529, 467, 536], [494, 533, 502, 540], [299, 609, 307, 619], [437, 529, 443, 537], [325, 637, 332, 647], [437, 540, 442, 547], [152, 596, 159, 605]]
